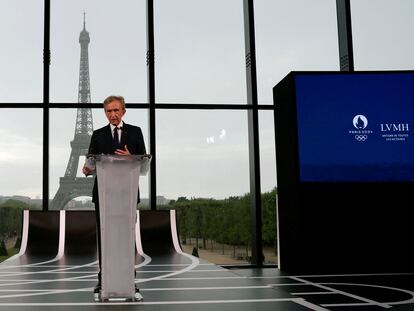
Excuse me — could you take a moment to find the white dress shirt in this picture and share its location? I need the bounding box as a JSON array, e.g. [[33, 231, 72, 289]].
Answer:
[[109, 120, 124, 142]]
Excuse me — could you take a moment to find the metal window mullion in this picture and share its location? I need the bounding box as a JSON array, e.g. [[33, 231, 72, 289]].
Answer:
[[43, 0, 51, 211], [336, 0, 354, 71], [147, 0, 157, 211], [243, 0, 263, 266]]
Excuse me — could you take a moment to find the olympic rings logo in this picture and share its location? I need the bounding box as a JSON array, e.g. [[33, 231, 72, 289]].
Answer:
[[355, 135, 368, 141]]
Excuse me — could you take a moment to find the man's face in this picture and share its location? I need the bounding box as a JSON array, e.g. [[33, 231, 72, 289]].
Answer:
[[104, 100, 125, 126]]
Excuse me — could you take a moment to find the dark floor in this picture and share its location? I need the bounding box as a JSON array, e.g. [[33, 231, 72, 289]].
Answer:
[[1, 254, 414, 311], [2, 210, 413, 311]]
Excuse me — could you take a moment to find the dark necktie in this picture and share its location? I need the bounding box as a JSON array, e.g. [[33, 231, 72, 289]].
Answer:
[[114, 127, 121, 149]]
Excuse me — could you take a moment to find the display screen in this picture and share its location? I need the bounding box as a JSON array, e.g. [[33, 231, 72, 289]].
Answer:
[[295, 73, 414, 182]]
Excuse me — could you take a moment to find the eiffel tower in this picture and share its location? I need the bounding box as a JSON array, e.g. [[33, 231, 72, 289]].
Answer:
[[50, 14, 94, 210]]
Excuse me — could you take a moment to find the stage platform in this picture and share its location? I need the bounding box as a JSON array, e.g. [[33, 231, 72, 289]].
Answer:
[[0, 210, 413, 311]]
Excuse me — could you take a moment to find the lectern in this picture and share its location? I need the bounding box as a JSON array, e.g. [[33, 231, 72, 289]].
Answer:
[[86, 154, 151, 302]]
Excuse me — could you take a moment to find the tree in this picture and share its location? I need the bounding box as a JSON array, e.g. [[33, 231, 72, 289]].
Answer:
[[0, 200, 26, 254], [168, 188, 278, 263], [262, 188, 277, 255], [0, 240, 7, 256]]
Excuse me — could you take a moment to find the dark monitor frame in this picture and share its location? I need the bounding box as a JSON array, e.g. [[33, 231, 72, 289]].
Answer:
[[273, 71, 414, 274]]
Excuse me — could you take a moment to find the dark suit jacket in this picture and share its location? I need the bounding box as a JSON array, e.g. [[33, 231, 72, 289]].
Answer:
[[87, 123, 146, 204]]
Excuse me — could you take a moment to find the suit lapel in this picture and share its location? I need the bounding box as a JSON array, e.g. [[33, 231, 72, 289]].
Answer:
[[120, 123, 128, 149]]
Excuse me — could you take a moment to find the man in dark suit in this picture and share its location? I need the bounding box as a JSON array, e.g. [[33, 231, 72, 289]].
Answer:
[[82, 95, 146, 295]]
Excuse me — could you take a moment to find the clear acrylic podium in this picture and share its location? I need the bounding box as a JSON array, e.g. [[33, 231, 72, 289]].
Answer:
[[87, 154, 151, 302]]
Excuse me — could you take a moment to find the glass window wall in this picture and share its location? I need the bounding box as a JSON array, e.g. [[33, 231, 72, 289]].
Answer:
[[0, 109, 42, 262], [351, 0, 414, 70], [157, 110, 252, 264], [254, 0, 339, 104], [50, 0, 147, 103], [155, 0, 246, 104], [259, 111, 277, 265], [0, 1, 43, 102], [50, 108, 148, 210]]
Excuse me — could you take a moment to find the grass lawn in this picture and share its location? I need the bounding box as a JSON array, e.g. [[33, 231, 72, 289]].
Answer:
[[0, 247, 19, 263]]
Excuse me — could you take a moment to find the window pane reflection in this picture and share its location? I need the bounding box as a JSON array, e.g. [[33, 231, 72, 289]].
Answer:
[[157, 110, 252, 264], [254, 0, 339, 104]]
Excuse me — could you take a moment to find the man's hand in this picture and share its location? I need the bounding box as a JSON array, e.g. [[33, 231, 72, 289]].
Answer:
[[82, 164, 95, 176], [115, 145, 131, 155]]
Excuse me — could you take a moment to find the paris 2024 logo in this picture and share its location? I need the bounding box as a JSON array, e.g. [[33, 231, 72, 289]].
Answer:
[[349, 115, 372, 141]]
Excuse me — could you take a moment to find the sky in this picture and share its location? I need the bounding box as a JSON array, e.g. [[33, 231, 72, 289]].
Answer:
[[0, 0, 413, 202]]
